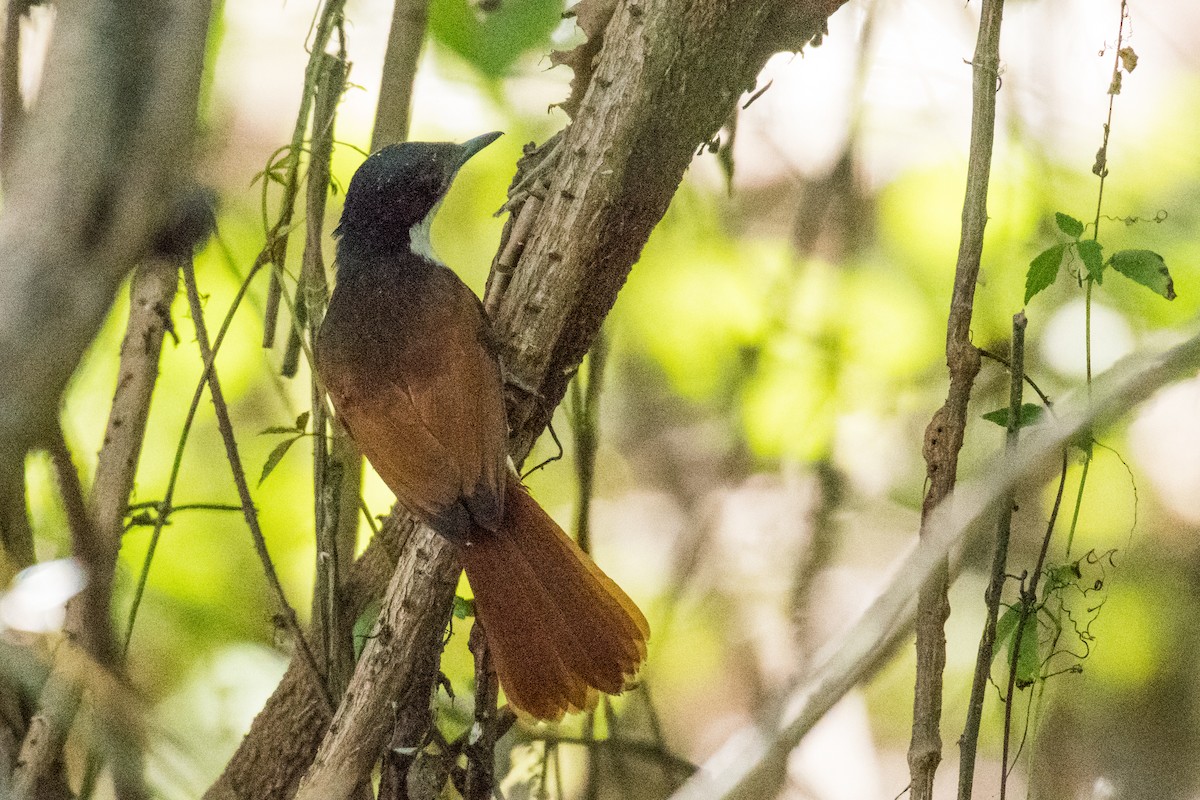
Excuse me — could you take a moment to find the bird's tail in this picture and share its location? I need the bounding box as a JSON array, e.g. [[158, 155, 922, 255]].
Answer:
[[459, 482, 650, 720]]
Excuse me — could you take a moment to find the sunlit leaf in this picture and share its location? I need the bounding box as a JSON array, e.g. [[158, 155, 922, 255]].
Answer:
[[1014, 613, 1041, 689], [259, 436, 299, 485], [1025, 242, 1067, 303], [992, 605, 1020, 667], [1077, 239, 1105, 284], [1109, 249, 1176, 300], [982, 403, 1044, 429], [1054, 212, 1084, 238]]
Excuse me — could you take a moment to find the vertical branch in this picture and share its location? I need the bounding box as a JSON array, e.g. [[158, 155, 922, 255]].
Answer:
[[304, 52, 353, 698], [261, 0, 347, 349], [90, 259, 180, 576], [0, 460, 32, 574], [0, 0, 25, 185], [908, 1, 1005, 797], [463, 621, 501, 800], [957, 312, 1025, 800], [572, 332, 607, 556], [371, 0, 429, 151]]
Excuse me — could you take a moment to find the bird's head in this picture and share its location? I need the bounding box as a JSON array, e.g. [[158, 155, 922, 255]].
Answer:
[[335, 131, 502, 261]]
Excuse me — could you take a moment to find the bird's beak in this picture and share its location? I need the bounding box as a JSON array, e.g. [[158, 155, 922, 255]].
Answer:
[[458, 131, 503, 166]]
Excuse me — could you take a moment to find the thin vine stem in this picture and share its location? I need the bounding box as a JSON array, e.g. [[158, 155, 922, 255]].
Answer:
[[121, 246, 266, 657], [1067, 0, 1128, 558], [181, 257, 333, 711]]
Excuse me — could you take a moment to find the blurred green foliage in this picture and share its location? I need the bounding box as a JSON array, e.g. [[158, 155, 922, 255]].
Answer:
[[428, 0, 563, 78], [10, 2, 1200, 795]]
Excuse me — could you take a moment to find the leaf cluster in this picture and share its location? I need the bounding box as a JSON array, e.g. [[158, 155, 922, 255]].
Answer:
[[1025, 212, 1176, 304]]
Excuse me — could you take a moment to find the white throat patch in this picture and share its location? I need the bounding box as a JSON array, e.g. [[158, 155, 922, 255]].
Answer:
[[408, 197, 444, 262]]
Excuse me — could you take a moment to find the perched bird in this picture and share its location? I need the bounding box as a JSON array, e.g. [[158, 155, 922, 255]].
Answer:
[[315, 132, 649, 719]]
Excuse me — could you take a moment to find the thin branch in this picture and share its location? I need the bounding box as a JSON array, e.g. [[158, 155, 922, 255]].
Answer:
[[958, 312, 1025, 799], [522, 731, 697, 777], [0, 0, 24, 185], [122, 251, 267, 656], [463, 621, 501, 800], [47, 426, 110, 663], [571, 331, 607, 556], [909, 2, 1005, 796], [1000, 449, 1069, 800], [976, 347, 1053, 409], [261, 0, 347, 349], [670, 322, 1200, 800], [370, 0, 428, 150], [180, 259, 332, 713], [0, 458, 32, 572], [303, 52, 354, 700]]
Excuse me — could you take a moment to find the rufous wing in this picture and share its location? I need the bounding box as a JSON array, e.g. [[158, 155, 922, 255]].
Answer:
[[316, 263, 509, 533]]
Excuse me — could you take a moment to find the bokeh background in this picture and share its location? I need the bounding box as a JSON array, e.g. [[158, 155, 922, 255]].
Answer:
[[12, 0, 1200, 797]]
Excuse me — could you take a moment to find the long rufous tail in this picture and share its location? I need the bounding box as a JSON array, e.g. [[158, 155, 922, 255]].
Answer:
[[459, 482, 650, 720]]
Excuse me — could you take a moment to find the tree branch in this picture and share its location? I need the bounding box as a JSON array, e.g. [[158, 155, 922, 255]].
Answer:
[[909, 2, 1005, 796], [958, 311, 1025, 799], [671, 322, 1200, 800], [370, 0, 428, 151]]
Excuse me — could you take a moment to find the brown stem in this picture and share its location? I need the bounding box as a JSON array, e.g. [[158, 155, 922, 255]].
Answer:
[[303, 52, 355, 701], [958, 312, 1025, 799], [463, 620, 500, 800], [908, 1, 1005, 796], [572, 330, 607, 556], [0, 0, 23, 186], [0, 457, 32, 575], [370, 0, 428, 151]]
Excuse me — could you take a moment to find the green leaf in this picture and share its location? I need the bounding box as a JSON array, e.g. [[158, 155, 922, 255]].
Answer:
[[295, 411, 310, 432], [1054, 212, 1084, 238], [1109, 249, 1176, 300], [992, 605, 1020, 667], [453, 595, 476, 620], [1025, 243, 1068, 303], [428, 0, 561, 77], [260, 425, 300, 435], [982, 403, 1044, 429], [1077, 239, 1105, 284], [1013, 613, 1041, 689], [259, 436, 300, 485], [353, 599, 382, 661]]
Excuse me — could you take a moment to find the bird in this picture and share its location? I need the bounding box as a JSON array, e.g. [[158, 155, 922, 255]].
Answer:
[[315, 132, 649, 720]]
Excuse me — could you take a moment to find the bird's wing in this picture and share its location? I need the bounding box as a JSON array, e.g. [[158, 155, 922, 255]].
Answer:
[[317, 266, 509, 534]]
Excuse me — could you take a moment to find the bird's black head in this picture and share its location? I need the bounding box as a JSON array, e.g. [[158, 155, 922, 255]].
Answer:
[[335, 131, 502, 263]]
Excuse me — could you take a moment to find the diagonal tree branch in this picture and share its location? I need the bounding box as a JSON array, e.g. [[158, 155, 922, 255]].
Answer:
[[210, 2, 847, 797], [293, 2, 843, 799], [670, 322, 1200, 800]]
